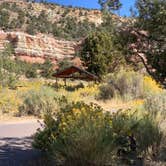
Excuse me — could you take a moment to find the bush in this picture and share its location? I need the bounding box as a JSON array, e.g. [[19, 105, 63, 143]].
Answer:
[[144, 91, 166, 120], [98, 83, 115, 100], [19, 86, 58, 117], [98, 70, 144, 100], [0, 69, 18, 89], [33, 101, 162, 165], [0, 52, 39, 79], [41, 59, 54, 78], [58, 58, 73, 71], [111, 110, 162, 163], [33, 101, 116, 165], [25, 67, 37, 78], [98, 70, 162, 101], [143, 76, 162, 96]]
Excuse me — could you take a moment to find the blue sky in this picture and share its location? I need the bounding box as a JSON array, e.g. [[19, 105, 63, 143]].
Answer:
[[47, 0, 136, 16]]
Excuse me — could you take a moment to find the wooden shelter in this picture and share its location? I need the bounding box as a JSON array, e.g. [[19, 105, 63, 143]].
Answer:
[[53, 66, 99, 82]]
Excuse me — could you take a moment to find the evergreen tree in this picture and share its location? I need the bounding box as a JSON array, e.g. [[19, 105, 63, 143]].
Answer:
[[136, 0, 166, 38], [80, 31, 123, 77], [98, 0, 122, 11], [41, 59, 54, 78], [135, 0, 166, 85]]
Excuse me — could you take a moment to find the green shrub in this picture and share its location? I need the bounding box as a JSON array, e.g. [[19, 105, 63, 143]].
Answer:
[[41, 59, 54, 78], [34, 101, 117, 165], [19, 86, 58, 117], [98, 83, 115, 100], [58, 58, 73, 71], [33, 101, 162, 165], [98, 70, 144, 100], [0, 69, 18, 89], [111, 110, 162, 162], [144, 91, 166, 120], [25, 67, 37, 78]]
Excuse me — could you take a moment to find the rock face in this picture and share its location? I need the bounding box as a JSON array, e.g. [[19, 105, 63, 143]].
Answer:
[[0, 1, 130, 65], [0, 31, 79, 64]]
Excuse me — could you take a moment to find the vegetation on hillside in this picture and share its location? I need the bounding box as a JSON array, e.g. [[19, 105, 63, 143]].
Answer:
[[0, 0, 165, 165], [0, 1, 97, 40]]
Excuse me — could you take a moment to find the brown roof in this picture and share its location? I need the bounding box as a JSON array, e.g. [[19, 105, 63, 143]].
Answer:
[[53, 66, 99, 81]]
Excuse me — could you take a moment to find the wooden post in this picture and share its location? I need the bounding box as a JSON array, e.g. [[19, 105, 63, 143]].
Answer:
[[56, 77, 58, 90], [56, 77, 58, 84], [64, 78, 67, 86]]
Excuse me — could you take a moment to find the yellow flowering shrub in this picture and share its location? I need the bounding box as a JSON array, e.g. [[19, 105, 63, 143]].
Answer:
[[0, 88, 22, 114], [143, 76, 162, 95], [0, 79, 45, 115], [33, 100, 162, 165]]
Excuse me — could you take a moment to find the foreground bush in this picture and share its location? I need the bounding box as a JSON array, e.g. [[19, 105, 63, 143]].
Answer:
[[33, 101, 162, 165]]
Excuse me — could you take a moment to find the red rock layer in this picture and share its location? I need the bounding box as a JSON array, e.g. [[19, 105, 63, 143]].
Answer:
[[0, 31, 79, 64]]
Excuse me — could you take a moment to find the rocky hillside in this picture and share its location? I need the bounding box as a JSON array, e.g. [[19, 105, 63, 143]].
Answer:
[[0, 0, 129, 64], [1, 0, 102, 25], [0, 0, 102, 39]]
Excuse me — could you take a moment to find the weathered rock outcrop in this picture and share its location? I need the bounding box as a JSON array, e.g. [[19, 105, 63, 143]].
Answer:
[[0, 31, 79, 64]]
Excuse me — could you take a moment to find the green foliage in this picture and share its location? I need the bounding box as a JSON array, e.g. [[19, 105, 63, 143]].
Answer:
[[41, 59, 54, 78], [98, 70, 144, 100], [0, 44, 39, 80], [0, 1, 97, 40], [25, 67, 37, 78], [98, 83, 115, 100], [26, 10, 52, 35], [112, 110, 162, 161], [58, 58, 73, 71], [0, 10, 10, 29], [0, 56, 38, 78], [0, 69, 18, 89], [19, 86, 58, 117], [0, 45, 18, 88], [55, 17, 96, 40], [33, 101, 116, 165], [80, 31, 124, 77], [98, 0, 122, 11], [0, 3, 26, 30], [2, 43, 15, 57], [144, 91, 166, 119], [135, 0, 166, 86], [33, 100, 162, 165], [136, 0, 166, 37]]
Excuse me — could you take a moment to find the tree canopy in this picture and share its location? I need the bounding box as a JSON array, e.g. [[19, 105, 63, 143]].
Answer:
[[135, 0, 166, 85], [98, 0, 122, 11], [80, 31, 123, 77]]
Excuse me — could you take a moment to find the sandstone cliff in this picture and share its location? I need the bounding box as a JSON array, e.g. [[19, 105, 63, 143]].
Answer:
[[0, 0, 130, 65], [0, 31, 79, 64]]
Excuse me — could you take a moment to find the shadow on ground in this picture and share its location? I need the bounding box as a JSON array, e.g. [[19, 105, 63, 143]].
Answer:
[[0, 137, 49, 166]]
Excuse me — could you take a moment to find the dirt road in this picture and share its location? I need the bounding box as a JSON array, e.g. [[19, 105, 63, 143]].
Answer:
[[0, 120, 46, 166]]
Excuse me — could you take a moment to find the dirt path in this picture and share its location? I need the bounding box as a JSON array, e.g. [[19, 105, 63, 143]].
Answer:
[[0, 120, 46, 166]]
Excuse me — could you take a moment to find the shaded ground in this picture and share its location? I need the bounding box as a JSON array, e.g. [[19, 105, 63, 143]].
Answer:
[[0, 120, 48, 166]]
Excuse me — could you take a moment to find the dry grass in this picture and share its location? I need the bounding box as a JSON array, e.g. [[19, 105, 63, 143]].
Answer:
[[0, 75, 164, 120]]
